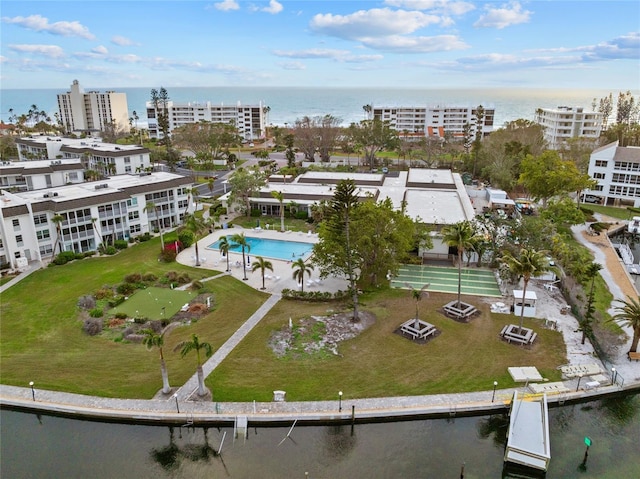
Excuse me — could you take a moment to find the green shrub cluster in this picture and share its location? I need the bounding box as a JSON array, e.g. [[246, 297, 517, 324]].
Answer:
[[114, 239, 128, 250], [137, 232, 152, 242], [160, 249, 177, 263], [89, 307, 104, 318], [280, 288, 349, 302], [107, 296, 126, 308], [178, 230, 194, 248]]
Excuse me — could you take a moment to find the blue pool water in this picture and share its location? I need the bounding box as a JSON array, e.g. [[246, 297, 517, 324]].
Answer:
[[207, 236, 314, 260]]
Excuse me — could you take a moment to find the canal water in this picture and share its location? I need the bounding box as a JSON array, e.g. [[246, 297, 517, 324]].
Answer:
[[2, 393, 638, 478]]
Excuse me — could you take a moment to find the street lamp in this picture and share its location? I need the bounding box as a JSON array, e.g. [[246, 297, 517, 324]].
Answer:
[[338, 391, 343, 412], [29, 381, 35, 401], [492, 381, 498, 402], [612, 367, 617, 385], [173, 393, 180, 414], [576, 373, 583, 392]]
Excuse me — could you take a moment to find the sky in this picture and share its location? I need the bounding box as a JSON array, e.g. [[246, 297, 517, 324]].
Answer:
[[1, 0, 639, 90]]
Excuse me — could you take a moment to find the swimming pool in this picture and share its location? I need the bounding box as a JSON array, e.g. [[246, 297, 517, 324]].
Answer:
[[207, 236, 314, 261]]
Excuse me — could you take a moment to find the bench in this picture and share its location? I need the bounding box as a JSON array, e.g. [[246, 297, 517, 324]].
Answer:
[[528, 332, 537, 344], [500, 325, 508, 337], [628, 351, 640, 362]]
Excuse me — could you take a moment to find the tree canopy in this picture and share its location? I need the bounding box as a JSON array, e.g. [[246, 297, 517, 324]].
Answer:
[[347, 119, 399, 169], [172, 121, 241, 162], [227, 166, 268, 215]]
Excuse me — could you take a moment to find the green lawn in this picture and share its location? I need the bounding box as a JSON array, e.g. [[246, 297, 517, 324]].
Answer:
[[1, 238, 568, 402], [210, 289, 566, 402], [0, 238, 268, 399], [586, 204, 638, 220]]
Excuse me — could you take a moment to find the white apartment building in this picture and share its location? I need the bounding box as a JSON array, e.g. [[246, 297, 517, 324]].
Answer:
[[15, 136, 151, 177], [534, 106, 602, 150], [57, 80, 130, 135], [0, 172, 193, 268], [146, 100, 267, 142], [585, 141, 640, 207], [0, 159, 85, 192], [371, 105, 495, 139]]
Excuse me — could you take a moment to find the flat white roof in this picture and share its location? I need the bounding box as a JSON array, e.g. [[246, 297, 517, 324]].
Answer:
[[404, 189, 469, 224], [513, 290, 537, 300], [508, 366, 543, 382], [296, 171, 383, 183], [407, 168, 455, 185], [14, 172, 188, 204], [0, 158, 82, 170]]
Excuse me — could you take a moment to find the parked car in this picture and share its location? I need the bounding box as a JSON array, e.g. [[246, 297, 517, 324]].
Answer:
[[583, 194, 602, 204]]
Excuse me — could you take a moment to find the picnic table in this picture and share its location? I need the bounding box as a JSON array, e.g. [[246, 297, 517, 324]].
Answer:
[[501, 324, 537, 345], [400, 319, 437, 340]]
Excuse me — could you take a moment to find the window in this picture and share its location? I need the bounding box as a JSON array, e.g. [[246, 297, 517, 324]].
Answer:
[[593, 172, 605, 180], [127, 197, 138, 207], [129, 224, 141, 234], [12, 219, 20, 229], [33, 214, 48, 225], [36, 229, 51, 241], [68, 172, 78, 181], [125, 166, 132, 173], [124, 157, 131, 164], [39, 244, 53, 256], [595, 160, 608, 168], [15, 235, 23, 246], [128, 211, 139, 221]]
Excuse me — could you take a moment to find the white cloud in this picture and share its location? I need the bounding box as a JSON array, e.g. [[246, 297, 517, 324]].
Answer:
[[273, 48, 383, 63], [474, 1, 532, 29], [2, 14, 95, 39], [111, 35, 137, 46], [261, 0, 283, 15], [278, 61, 306, 70], [362, 34, 468, 53], [310, 8, 443, 40], [91, 45, 109, 55], [9, 44, 65, 58], [384, 0, 475, 15], [213, 0, 240, 12]]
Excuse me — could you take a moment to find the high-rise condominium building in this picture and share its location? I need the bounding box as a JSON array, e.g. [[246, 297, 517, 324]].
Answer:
[[534, 106, 602, 150], [371, 105, 495, 140], [146, 101, 267, 142], [57, 80, 130, 135]]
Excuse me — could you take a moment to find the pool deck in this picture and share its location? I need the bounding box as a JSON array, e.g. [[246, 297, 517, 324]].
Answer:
[[176, 226, 349, 294]]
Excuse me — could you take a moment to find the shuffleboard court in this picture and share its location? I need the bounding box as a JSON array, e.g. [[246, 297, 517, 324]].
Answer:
[[392, 264, 502, 297]]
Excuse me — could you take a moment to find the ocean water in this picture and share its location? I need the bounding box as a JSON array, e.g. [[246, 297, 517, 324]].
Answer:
[[0, 86, 628, 129]]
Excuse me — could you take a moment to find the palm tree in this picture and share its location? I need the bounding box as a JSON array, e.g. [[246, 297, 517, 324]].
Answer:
[[218, 235, 231, 272], [441, 221, 476, 308], [271, 190, 286, 232], [145, 201, 165, 251], [292, 257, 314, 292], [174, 334, 213, 397], [581, 262, 602, 344], [231, 233, 250, 280], [362, 104, 372, 120], [51, 214, 64, 254], [207, 177, 215, 197], [183, 213, 207, 266], [90, 217, 103, 250], [611, 296, 640, 353], [500, 248, 552, 334], [406, 283, 430, 327], [141, 328, 171, 394], [251, 256, 273, 290]]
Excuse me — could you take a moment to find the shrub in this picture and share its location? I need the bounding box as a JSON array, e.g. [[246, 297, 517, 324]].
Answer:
[[77, 295, 96, 310], [133, 316, 148, 324], [190, 280, 204, 291], [143, 273, 158, 282], [107, 295, 126, 308], [160, 249, 177, 263], [52, 250, 76, 265], [114, 239, 128, 250], [83, 318, 103, 336], [108, 318, 125, 328], [94, 287, 114, 300], [165, 271, 179, 282], [104, 246, 117, 255], [137, 232, 152, 242], [124, 273, 142, 284], [114, 312, 128, 320], [74, 253, 85, 260], [177, 273, 191, 284], [116, 282, 136, 295], [295, 211, 309, 220], [89, 308, 104, 318], [178, 230, 194, 248], [250, 208, 262, 217]]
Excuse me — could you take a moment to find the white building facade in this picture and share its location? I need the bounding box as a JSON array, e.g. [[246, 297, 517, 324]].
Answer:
[[57, 80, 130, 135], [0, 159, 85, 192], [0, 172, 193, 269], [146, 100, 267, 141], [371, 105, 495, 139], [15, 136, 151, 177], [534, 106, 602, 150], [585, 141, 640, 207]]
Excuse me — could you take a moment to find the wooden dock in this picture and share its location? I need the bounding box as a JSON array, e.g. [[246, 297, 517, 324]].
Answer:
[[504, 391, 551, 473]]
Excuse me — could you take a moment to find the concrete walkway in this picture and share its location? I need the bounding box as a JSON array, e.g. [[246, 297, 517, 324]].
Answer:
[[175, 293, 282, 401]]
